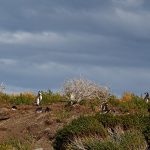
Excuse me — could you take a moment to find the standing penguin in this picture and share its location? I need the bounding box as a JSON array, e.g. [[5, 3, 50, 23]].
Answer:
[[36, 91, 42, 106], [144, 92, 150, 103], [100, 101, 110, 113]]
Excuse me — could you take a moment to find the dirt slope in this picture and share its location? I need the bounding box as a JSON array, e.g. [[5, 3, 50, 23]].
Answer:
[[0, 103, 93, 150]]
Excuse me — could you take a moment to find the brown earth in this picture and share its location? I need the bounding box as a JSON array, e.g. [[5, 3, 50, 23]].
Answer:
[[0, 103, 96, 150]]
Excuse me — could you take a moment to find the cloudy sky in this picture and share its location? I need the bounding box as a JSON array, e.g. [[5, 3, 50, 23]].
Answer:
[[0, 0, 150, 95]]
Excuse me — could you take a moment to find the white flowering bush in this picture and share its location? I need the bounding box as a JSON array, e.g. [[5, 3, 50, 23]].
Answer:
[[62, 78, 110, 103]]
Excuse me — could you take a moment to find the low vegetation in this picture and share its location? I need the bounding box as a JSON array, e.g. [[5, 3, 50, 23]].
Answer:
[[0, 81, 150, 149], [54, 112, 149, 150], [54, 116, 107, 149], [0, 139, 31, 150], [0, 90, 64, 105]]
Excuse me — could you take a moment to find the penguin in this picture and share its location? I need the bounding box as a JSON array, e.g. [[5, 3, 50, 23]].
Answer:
[[36, 107, 43, 113], [12, 105, 17, 111], [45, 107, 51, 112], [36, 91, 42, 106], [144, 92, 150, 103]]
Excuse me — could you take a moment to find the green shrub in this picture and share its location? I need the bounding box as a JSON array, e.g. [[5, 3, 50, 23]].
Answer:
[[143, 126, 150, 145], [54, 116, 107, 150], [147, 103, 150, 113], [10, 93, 35, 105], [95, 113, 120, 128], [119, 114, 149, 130], [118, 95, 148, 114], [95, 113, 149, 130], [108, 95, 119, 107], [41, 90, 64, 104], [119, 130, 147, 150], [54, 106, 149, 150], [120, 114, 140, 129], [131, 95, 148, 110], [108, 93, 149, 114]]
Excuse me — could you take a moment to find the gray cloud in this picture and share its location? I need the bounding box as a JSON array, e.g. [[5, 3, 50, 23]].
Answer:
[[0, 0, 150, 95]]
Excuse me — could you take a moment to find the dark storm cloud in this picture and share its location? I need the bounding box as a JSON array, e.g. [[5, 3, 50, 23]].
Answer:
[[0, 0, 150, 95], [0, 0, 113, 32]]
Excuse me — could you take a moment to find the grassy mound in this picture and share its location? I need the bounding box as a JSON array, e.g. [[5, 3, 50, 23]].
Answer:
[[54, 116, 107, 150], [54, 113, 149, 150]]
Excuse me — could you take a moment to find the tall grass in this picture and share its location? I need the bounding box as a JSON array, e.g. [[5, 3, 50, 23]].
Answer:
[[10, 92, 35, 105], [0, 90, 64, 105], [0, 92, 35, 105], [66, 131, 147, 150], [0, 92, 11, 104], [66, 136, 119, 150], [41, 90, 65, 104], [108, 92, 149, 114], [0, 139, 32, 150]]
